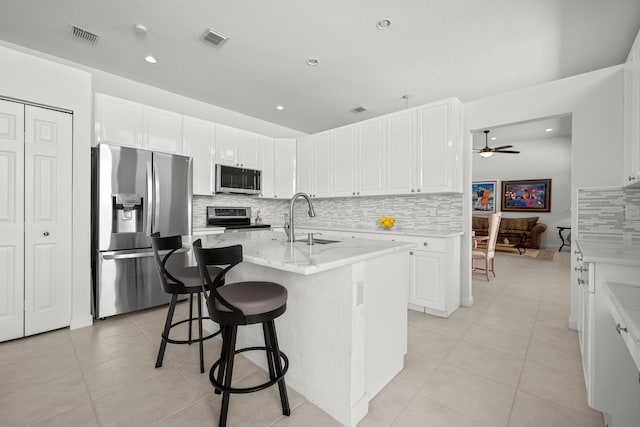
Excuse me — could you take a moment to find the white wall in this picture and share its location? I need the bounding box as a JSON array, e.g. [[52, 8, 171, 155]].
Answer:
[[0, 42, 93, 329], [472, 136, 572, 249], [462, 65, 624, 329]]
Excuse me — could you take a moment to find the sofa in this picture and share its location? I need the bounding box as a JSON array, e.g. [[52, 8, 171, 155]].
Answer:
[[472, 216, 547, 249]]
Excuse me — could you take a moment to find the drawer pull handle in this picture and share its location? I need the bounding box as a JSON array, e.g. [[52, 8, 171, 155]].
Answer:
[[616, 323, 628, 334], [409, 251, 414, 255], [577, 278, 585, 285], [575, 266, 585, 272], [423, 242, 428, 246]]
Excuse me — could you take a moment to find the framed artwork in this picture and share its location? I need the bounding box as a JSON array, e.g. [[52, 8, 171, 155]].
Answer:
[[501, 179, 551, 212], [472, 181, 497, 213]]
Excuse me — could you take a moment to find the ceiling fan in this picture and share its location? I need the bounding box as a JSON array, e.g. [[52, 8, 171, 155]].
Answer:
[[476, 130, 520, 157]]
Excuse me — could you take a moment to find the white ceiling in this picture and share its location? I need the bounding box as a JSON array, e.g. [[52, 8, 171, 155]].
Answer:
[[0, 1, 638, 134], [472, 115, 573, 150]]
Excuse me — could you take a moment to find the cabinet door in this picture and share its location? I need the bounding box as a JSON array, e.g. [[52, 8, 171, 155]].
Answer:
[[95, 93, 143, 147], [216, 124, 238, 166], [410, 250, 445, 311], [386, 109, 416, 195], [24, 106, 72, 336], [238, 130, 260, 169], [296, 136, 313, 195], [416, 99, 462, 193], [260, 136, 275, 198], [0, 100, 25, 342], [312, 131, 333, 198], [274, 138, 296, 199], [624, 36, 640, 187], [182, 116, 214, 195], [357, 118, 386, 195], [333, 125, 357, 197], [143, 106, 183, 153]]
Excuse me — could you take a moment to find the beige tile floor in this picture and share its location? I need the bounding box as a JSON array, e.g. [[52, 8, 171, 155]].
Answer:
[[0, 250, 603, 426]]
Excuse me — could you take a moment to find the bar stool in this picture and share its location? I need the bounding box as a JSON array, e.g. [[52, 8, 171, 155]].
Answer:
[[150, 233, 222, 373], [192, 239, 290, 427]]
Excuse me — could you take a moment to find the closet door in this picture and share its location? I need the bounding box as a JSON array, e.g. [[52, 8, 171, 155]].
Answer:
[[0, 100, 25, 341], [23, 106, 72, 336]]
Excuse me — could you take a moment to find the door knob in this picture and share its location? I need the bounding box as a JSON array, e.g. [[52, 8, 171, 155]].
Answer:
[[43, 232, 50, 236]]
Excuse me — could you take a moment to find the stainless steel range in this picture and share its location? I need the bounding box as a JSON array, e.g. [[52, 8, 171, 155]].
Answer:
[[207, 206, 271, 231]]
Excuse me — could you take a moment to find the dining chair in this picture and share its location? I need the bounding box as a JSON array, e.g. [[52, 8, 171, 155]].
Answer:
[[472, 212, 502, 280]]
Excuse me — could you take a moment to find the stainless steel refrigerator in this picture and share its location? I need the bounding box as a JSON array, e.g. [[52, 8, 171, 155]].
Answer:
[[91, 143, 192, 318]]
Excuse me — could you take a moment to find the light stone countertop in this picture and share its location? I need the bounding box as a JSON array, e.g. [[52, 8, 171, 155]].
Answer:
[[294, 225, 464, 238], [184, 230, 416, 275], [577, 240, 640, 266]]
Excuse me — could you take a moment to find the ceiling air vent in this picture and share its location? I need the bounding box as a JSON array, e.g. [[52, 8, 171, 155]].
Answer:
[[70, 25, 99, 44], [352, 106, 368, 113], [202, 28, 229, 47]]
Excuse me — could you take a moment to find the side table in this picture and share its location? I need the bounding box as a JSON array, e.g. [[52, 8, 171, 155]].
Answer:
[[557, 226, 571, 252]]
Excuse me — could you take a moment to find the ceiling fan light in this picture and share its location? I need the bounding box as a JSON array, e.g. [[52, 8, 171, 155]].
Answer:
[[479, 151, 494, 158]]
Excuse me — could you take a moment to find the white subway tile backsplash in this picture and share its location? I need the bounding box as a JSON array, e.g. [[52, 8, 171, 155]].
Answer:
[[193, 193, 462, 233]]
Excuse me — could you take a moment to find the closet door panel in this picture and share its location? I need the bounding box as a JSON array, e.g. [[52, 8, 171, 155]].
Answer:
[[24, 106, 72, 336], [0, 100, 24, 342]]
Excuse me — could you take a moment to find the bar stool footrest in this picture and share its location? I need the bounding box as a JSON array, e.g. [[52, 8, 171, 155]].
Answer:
[[162, 317, 221, 345], [209, 346, 289, 394]]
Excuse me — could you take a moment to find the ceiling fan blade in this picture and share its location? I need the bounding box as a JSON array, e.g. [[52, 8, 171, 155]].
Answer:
[[492, 145, 513, 150], [494, 150, 520, 154]]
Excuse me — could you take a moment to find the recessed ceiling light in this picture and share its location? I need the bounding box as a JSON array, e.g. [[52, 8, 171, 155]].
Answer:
[[276, 105, 284, 111], [134, 24, 147, 35], [545, 128, 553, 132], [306, 58, 319, 66], [377, 19, 391, 29], [144, 55, 157, 64]]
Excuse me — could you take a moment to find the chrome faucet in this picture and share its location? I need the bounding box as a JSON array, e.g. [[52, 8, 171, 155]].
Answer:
[[286, 192, 316, 242]]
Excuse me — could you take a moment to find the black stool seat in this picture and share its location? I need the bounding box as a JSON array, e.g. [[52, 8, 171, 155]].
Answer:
[[193, 240, 291, 427], [215, 281, 287, 316], [150, 233, 222, 374]]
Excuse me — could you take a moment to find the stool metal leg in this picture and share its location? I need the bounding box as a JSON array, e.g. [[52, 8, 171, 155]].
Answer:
[[267, 320, 290, 416], [214, 327, 227, 395], [262, 322, 277, 380], [188, 294, 193, 344], [156, 294, 178, 368], [197, 293, 204, 373], [219, 325, 238, 427]]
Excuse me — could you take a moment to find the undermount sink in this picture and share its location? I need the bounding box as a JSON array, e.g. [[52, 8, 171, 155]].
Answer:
[[297, 237, 340, 245]]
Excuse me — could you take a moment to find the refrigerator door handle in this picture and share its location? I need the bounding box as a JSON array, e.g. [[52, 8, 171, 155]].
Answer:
[[146, 161, 153, 235], [153, 160, 160, 234], [101, 246, 189, 260]]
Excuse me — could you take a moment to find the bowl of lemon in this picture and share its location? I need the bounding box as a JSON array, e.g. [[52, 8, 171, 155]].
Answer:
[[379, 216, 395, 230]]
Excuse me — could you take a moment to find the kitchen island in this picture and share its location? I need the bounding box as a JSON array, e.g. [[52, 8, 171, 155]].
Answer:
[[185, 230, 414, 427]]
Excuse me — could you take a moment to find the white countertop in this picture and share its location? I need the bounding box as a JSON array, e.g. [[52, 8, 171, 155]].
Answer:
[[576, 240, 640, 266], [185, 230, 416, 275], [295, 225, 464, 238]]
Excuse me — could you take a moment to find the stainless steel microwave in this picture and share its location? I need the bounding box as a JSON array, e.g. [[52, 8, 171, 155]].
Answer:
[[215, 164, 262, 194]]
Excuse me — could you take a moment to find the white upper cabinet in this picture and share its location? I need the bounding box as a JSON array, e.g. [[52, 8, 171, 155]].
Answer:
[[296, 135, 313, 195], [95, 93, 143, 148], [624, 30, 640, 187], [357, 117, 386, 196], [312, 131, 334, 198], [143, 106, 183, 154], [215, 124, 261, 169], [273, 138, 296, 199], [385, 109, 416, 195], [333, 125, 357, 197], [182, 116, 215, 195], [416, 98, 463, 193], [216, 124, 238, 166], [238, 130, 260, 170], [260, 136, 275, 198]]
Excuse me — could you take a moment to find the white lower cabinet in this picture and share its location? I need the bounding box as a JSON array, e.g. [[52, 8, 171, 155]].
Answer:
[[299, 228, 462, 318], [575, 245, 640, 426], [379, 234, 460, 317]]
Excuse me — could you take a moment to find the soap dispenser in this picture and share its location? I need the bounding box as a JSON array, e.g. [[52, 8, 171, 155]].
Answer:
[[255, 209, 263, 224]]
